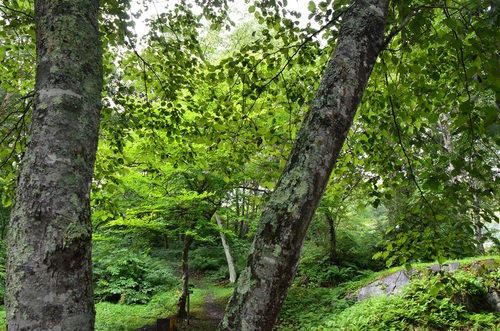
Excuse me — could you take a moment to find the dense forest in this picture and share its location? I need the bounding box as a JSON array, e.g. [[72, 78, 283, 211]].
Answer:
[[0, 0, 499, 330]]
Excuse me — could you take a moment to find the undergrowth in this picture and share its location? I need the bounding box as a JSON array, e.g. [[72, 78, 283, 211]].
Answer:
[[0, 258, 499, 331], [95, 281, 233, 331], [276, 258, 500, 331]]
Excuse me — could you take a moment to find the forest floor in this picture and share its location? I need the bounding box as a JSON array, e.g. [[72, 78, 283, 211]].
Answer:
[[136, 290, 226, 331]]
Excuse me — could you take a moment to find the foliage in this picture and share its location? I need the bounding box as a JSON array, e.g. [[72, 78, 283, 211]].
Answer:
[[297, 251, 356, 287], [93, 239, 178, 304], [0, 302, 4, 330], [320, 263, 500, 330], [360, 1, 500, 264], [276, 258, 500, 331], [0, 0, 499, 329], [189, 242, 248, 281], [95, 282, 233, 331], [297, 203, 386, 287], [275, 286, 352, 331]]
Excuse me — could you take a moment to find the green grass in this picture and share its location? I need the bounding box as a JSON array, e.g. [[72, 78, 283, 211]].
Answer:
[[0, 306, 5, 331], [94, 281, 234, 331], [95, 290, 180, 330]]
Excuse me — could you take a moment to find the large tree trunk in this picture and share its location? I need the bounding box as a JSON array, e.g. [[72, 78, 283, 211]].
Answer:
[[5, 0, 102, 330], [218, 1, 389, 330], [216, 214, 237, 283]]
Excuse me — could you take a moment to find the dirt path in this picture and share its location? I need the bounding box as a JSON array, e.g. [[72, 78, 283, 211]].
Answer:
[[176, 292, 225, 330], [136, 291, 225, 331], [204, 293, 225, 322]]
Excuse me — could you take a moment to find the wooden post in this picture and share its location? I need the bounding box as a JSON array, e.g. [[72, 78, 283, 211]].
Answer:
[[170, 318, 178, 331], [157, 318, 177, 331]]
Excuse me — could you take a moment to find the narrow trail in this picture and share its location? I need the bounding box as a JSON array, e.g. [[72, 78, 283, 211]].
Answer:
[[135, 290, 226, 331], [204, 293, 225, 322], [176, 292, 225, 330]]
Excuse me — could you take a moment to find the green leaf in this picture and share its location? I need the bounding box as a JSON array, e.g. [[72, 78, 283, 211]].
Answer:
[[486, 123, 499, 136], [429, 284, 441, 297], [307, 1, 316, 12], [437, 255, 446, 264], [248, 5, 256, 13]]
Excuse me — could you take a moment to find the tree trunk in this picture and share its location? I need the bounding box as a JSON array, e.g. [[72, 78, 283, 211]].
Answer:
[[5, 1, 102, 330], [218, 1, 389, 330], [325, 213, 339, 266], [178, 234, 193, 318], [472, 177, 485, 254], [216, 214, 237, 283]]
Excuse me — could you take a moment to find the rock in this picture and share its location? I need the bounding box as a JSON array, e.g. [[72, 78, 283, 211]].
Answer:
[[427, 262, 460, 272], [353, 259, 498, 303], [486, 289, 500, 312], [355, 269, 412, 301]]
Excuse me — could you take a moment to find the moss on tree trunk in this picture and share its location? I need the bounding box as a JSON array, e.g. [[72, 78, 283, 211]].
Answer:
[[5, 0, 102, 330], [218, 1, 389, 330]]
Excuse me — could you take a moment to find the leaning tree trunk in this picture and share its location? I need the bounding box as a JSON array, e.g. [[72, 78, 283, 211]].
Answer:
[[218, 1, 389, 330], [216, 214, 237, 283], [5, 0, 102, 330]]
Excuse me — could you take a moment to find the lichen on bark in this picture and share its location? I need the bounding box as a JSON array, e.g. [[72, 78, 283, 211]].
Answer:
[[5, 0, 102, 330], [218, 1, 390, 330]]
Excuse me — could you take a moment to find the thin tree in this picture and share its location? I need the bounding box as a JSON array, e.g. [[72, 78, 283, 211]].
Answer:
[[216, 214, 237, 283], [5, 0, 102, 329], [218, 0, 389, 330]]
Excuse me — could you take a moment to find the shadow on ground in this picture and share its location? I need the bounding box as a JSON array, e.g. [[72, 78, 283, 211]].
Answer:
[[136, 292, 225, 331]]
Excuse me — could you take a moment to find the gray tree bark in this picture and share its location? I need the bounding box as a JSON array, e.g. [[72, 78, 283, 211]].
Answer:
[[218, 1, 389, 330], [216, 214, 237, 283], [5, 0, 102, 330]]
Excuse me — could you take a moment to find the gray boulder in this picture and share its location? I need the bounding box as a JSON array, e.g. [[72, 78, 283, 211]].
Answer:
[[352, 259, 500, 312], [355, 269, 412, 301]]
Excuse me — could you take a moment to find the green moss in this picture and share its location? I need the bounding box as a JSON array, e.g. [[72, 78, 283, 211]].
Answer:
[[237, 267, 254, 295], [273, 245, 282, 258]]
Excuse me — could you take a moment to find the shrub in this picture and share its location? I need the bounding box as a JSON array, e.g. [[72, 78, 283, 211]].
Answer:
[[296, 253, 357, 287], [189, 243, 249, 281], [275, 286, 353, 331], [322, 267, 500, 331], [93, 245, 178, 304]]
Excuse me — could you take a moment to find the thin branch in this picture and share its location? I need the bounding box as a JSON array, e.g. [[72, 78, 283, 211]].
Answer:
[[381, 2, 447, 49], [0, 4, 33, 19], [382, 59, 437, 218], [123, 31, 169, 98], [240, 8, 349, 117]]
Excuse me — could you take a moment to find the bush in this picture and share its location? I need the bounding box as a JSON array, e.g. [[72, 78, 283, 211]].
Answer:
[[189, 243, 249, 281], [322, 267, 500, 331], [93, 245, 178, 304], [296, 247, 358, 287], [275, 286, 353, 331], [190, 246, 224, 273]]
